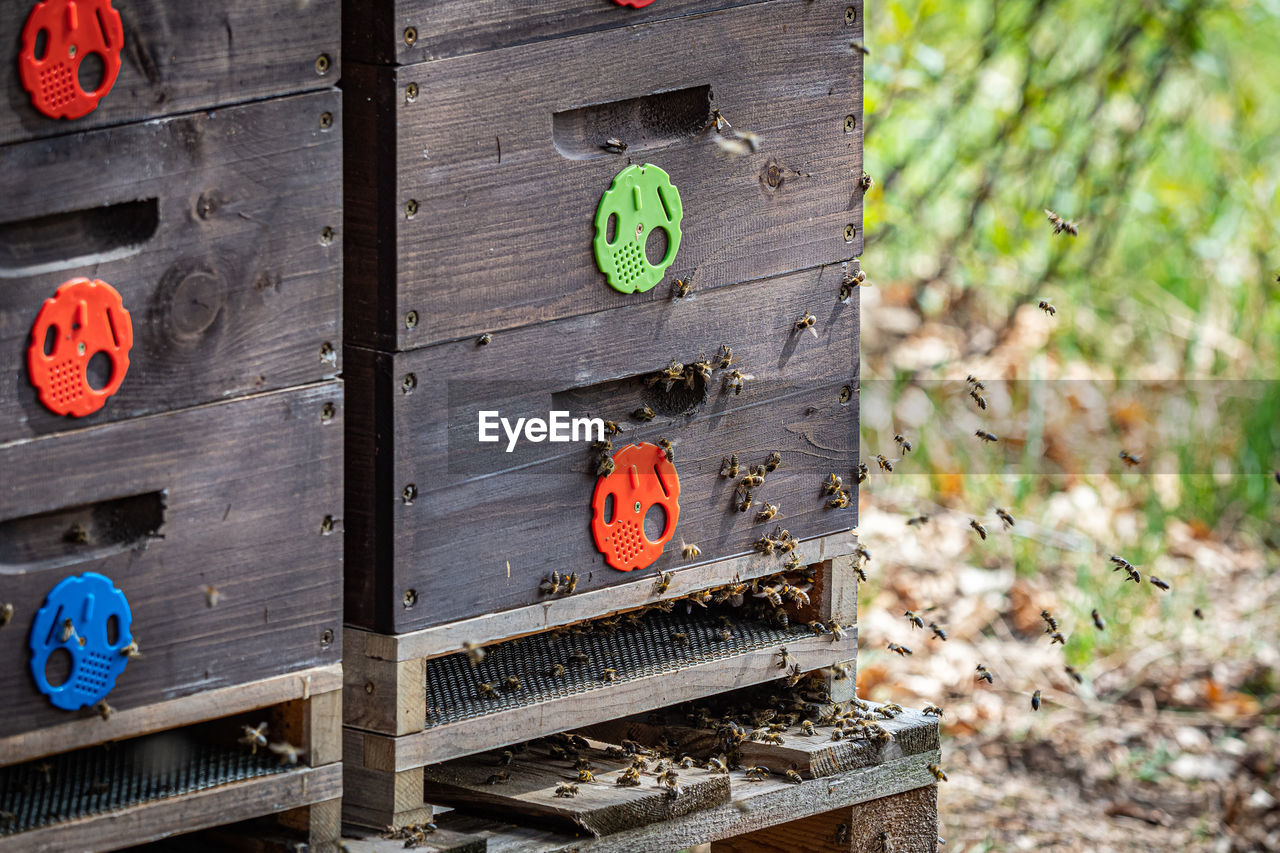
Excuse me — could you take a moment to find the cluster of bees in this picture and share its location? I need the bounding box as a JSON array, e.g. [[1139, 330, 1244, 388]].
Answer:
[[381, 819, 438, 847]]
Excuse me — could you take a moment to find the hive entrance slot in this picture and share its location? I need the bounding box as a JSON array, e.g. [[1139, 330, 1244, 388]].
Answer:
[[0, 198, 158, 278], [552, 85, 712, 160], [0, 490, 166, 573]]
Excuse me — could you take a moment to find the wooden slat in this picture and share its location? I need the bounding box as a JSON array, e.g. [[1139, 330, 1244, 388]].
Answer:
[[0, 91, 342, 442], [422, 738, 730, 837], [0, 1, 340, 146], [342, 826, 487, 853], [0, 762, 342, 853], [343, 0, 863, 349], [345, 265, 860, 633], [345, 629, 857, 770], [0, 383, 343, 747], [343, 763, 433, 830]]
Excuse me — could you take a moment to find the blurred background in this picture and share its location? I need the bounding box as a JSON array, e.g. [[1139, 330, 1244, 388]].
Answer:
[[856, 1, 1280, 849]]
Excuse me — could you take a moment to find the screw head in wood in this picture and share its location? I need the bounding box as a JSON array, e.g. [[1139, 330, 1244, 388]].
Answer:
[[844, 114, 856, 133], [321, 402, 336, 422], [405, 310, 419, 329], [404, 26, 418, 46], [405, 199, 419, 218], [319, 112, 334, 130], [844, 223, 857, 242], [845, 6, 857, 24], [403, 589, 418, 608], [320, 629, 334, 648], [401, 373, 417, 393], [321, 515, 334, 534], [320, 226, 334, 245], [406, 83, 419, 103], [402, 484, 417, 504], [840, 385, 853, 403], [315, 54, 331, 75]]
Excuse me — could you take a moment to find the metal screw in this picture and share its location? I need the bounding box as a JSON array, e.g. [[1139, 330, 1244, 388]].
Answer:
[[364, 681, 375, 695], [404, 26, 418, 45], [840, 385, 853, 403], [845, 6, 856, 24], [405, 199, 419, 218], [321, 402, 336, 422], [321, 515, 334, 534], [844, 223, 857, 242], [401, 373, 417, 393], [320, 341, 335, 363], [319, 112, 334, 130], [320, 226, 334, 245], [315, 54, 331, 75], [403, 589, 418, 608], [320, 628, 334, 648], [405, 310, 419, 329], [844, 114, 856, 133], [402, 484, 417, 504], [406, 83, 419, 103]]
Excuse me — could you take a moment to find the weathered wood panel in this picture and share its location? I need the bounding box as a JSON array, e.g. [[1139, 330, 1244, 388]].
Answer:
[[344, 0, 863, 350], [344, 267, 859, 633], [0, 0, 339, 146], [342, 0, 799, 63], [0, 91, 342, 442], [0, 382, 343, 744]]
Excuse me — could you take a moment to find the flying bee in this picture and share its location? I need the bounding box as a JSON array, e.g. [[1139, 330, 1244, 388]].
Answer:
[[658, 438, 675, 462], [680, 541, 701, 559], [555, 783, 579, 798], [1091, 609, 1106, 630], [922, 704, 944, 717], [826, 620, 848, 641], [719, 454, 741, 478], [0, 602, 12, 628], [540, 572, 562, 596], [744, 766, 770, 781], [858, 171, 874, 192], [966, 375, 987, 391], [975, 664, 994, 684], [484, 771, 510, 785], [874, 454, 894, 472], [1048, 631, 1065, 646], [929, 622, 948, 641], [928, 763, 948, 782], [1064, 665, 1083, 685], [823, 473, 844, 494], [1044, 209, 1079, 236], [854, 543, 871, 567], [969, 388, 988, 410], [996, 508, 1015, 528], [239, 722, 269, 754], [1031, 690, 1042, 711], [784, 769, 804, 784], [269, 741, 304, 765], [904, 610, 924, 630], [601, 668, 618, 682], [856, 462, 869, 484], [893, 434, 912, 454], [504, 675, 522, 692], [764, 450, 782, 472], [795, 310, 817, 338], [632, 405, 656, 422], [463, 641, 486, 667], [906, 514, 930, 527], [887, 642, 912, 657], [849, 39, 869, 55], [1194, 607, 1205, 620], [1150, 576, 1170, 591], [975, 429, 999, 443], [715, 343, 737, 369], [601, 137, 628, 154], [1122, 565, 1142, 584], [709, 107, 732, 132], [1119, 450, 1142, 468], [755, 503, 778, 522], [969, 519, 987, 540], [725, 369, 751, 395], [477, 682, 498, 699], [1041, 610, 1059, 632], [653, 571, 673, 595], [1109, 554, 1134, 570]]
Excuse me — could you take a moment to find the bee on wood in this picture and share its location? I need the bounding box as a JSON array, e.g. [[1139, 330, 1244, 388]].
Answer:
[[649, 359, 685, 392], [775, 646, 794, 669], [616, 767, 642, 787], [1150, 576, 1170, 591], [996, 508, 1015, 528], [603, 420, 624, 436], [741, 469, 765, 489], [969, 388, 988, 410], [504, 676, 522, 692], [671, 278, 693, 299], [783, 552, 802, 573], [477, 682, 499, 699], [484, 771, 510, 785], [795, 310, 817, 338], [928, 763, 948, 782], [577, 768, 597, 783], [799, 720, 816, 736], [922, 704, 944, 717], [0, 602, 13, 628], [719, 454, 741, 479], [975, 664, 994, 684], [840, 269, 868, 303], [784, 663, 804, 687], [1048, 631, 1065, 646], [709, 107, 732, 132], [1119, 450, 1142, 468], [462, 641, 486, 667], [687, 588, 713, 608], [827, 620, 848, 641], [653, 571, 674, 595], [680, 541, 701, 560], [828, 662, 850, 681], [830, 728, 845, 741], [784, 769, 804, 784], [632, 405, 656, 422], [540, 571, 562, 596], [689, 358, 714, 383], [555, 783, 579, 798], [564, 572, 579, 594], [858, 171, 874, 192], [887, 642, 912, 657], [744, 766, 770, 781], [725, 369, 751, 395], [715, 343, 737, 369], [1044, 209, 1079, 236], [549, 662, 566, 679], [929, 622, 948, 641], [658, 438, 675, 462], [203, 584, 222, 608], [1091, 609, 1106, 630], [975, 429, 999, 443], [904, 610, 924, 630], [906, 515, 930, 527], [476, 332, 493, 346], [119, 638, 141, 658], [856, 462, 869, 484], [1064, 665, 1083, 685], [1038, 300, 1057, 317], [601, 668, 618, 683], [496, 750, 514, 766], [1031, 690, 1042, 711], [670, 631, 690, 647], [874, 454, 894, 472], [893, 434, 912, 454], [239, 722, 269, 754], [823, 473, 844, 495], [807, 620, 828, 637], [706, 757, 728, 774], [755, 503, 778, 523], [269, 741, 305, 765], [828, 489, 853, 509], [601, 137, 628, 154], [969, 519, 987, 540]]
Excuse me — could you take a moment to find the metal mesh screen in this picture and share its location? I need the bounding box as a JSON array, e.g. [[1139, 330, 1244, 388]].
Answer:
[[425, 604, 798, 728], [0, 728, 288, 836]]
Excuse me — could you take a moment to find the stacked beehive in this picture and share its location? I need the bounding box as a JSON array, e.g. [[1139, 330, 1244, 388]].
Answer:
[[0, 3, 344, 850], [341, 0, 867, 831]]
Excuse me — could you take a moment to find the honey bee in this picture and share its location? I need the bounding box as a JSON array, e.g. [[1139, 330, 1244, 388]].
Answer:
[[975, 664, 994, 684], [670, 631, 690, 647], [1038, 300, 1057, 317], [849, 39, 869, 56], [1109, 554, 1133, 571], [922, 703, 944, 717], [555, 783, 579, 798], [616, 767, 642, 787], [826, 620, 848, 641], [966, 374, 986, 391], [632, 405, 656, 422], [1064, 665, 1083, 684], [784, 769, 804, 784], [689, 359, 714, 383], [653, 571, 674, 595], [120, 639, 141, 658], [795, 310, 817, 338], [1041, 610, 1059, 632], [784, 663, 804, 687], [59, 618, 74, 643], [975, 429, 999, 443], [601, 137, 628, 154], [741, 471, 765, 489], [887, 642, 912, 656], [725, 369, 751, 395], [1048, 631, 1065, 646], [1031, 690, 1042, 711], [687, 588, 713, 608], [709, 107, 732, 132], [504, 676, 522, 692], [476, 332, 493, 346], [904, 610, 924, 630], [676, 539, 700, 560], [744, 766, 770, 781], [807, 620, 827, 636], [462, 641, 486, 667], [856, 462, 869, 484], [929, 622, 948, 641], [783, 552, 802, 573], [269, 741, 305, 765], [577, 768, 597, 783], [1150, 576, 1170, 591], [0, 602, 12, 628], [719, 454, 740, 478], [874, 454, 894, 472], [858, 171, 874, 192], [775, 646, 794, 669], [601, 668, 618, 682], [477, 682, 498, 699], [996, 508, 1015, 528], [969, 519, 987, 540], [603, 420, 624, 435], [927, 763, 948, 782], [755, 503, 778, 522], [671, 278, 693, 299], [1194, 607, 1205, 620], [835, 824, 849, 844], [484, 771, 510, 785], [713, 627, 733, 642], [906, 515, 930, 527], [239, 722, 269, 753], [969, 388, 988, 410], [1119, 450, 1142, 468], [653, 438, 675, 462], [564, 571, 579, 594], [1091, 609, 1106, 630], [651, 359, 685, 392], [203, 584, 222, 608], [840, 269, 867, 303], [823, 473, 844, 494], [540, 571, 562, 596], [497, 750, 514, 766], [893, 434, 912, 454], [1044, 209, 1079, 236], [715, 343, 737, 369], [827, 490, 852, 509]]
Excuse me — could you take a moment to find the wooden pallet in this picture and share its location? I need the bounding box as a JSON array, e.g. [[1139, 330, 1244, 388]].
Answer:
[[0, 665, 343, 853]]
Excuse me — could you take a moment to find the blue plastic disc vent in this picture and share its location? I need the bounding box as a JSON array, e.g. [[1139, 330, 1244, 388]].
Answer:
[[29, 572, 133, 710]]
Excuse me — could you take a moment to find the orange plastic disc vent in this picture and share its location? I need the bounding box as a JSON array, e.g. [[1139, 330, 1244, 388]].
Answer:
[[19, 0, 125, 120], [27, 277, 132, 417], [591, 442, 680, 572]]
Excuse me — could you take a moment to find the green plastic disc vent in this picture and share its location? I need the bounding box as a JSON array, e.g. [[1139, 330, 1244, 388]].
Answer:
[[593, 163, 683, 294]]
